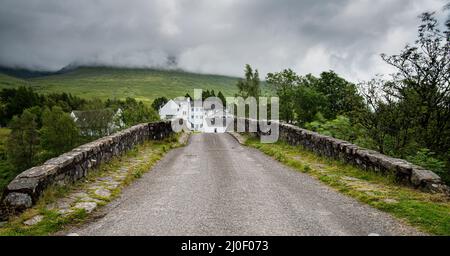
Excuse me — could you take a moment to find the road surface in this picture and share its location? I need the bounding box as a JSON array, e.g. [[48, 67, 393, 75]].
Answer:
[[69, 133, 421, 235]]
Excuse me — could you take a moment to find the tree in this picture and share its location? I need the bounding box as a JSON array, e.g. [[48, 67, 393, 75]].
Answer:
[[44, 92, 86, 112], [305, 114, 363, 143], [72, 108, 116, 138], [293, 85, 327, 125], [307, 71, 364, 120], [217, 91, 226, 107], [0, 86, 42, 126], [27, 106, 43, 127], [151, 97, 168, 111], [266, 69, 300, 123], [202, 89, 213, 100], [122, 98, 159, 126], [0, 87, 87, 127], [202, 90, 208, 100], [7, 109, 39, 171], [82, 98, 105, 110], [40, 106, 80, 157], [380, 12, 450, 155], [266, 69, 364, 125], [358, 78, 393, 154], [236, 64, 261, 99], [356, 9, 450, 183]]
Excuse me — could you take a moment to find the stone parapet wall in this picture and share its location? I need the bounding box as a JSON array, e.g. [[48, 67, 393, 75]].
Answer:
[[0, 121, 172, 218], [238, 118, 449, 194]]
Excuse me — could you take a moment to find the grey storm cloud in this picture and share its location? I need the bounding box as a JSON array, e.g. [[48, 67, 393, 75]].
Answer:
[[0, 0, 447, 81]]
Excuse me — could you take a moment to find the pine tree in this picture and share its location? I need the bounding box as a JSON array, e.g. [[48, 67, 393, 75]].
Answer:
[[236, 64, 260, 99], [217, 91, 226, 107]]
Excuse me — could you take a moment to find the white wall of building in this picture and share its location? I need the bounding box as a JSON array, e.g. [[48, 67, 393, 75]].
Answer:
[[203, 109, 233, 133], [159, 98, 232, 133]]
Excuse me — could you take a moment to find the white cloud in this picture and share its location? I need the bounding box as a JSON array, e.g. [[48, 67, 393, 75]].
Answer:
[[0, 0, 447, 82]]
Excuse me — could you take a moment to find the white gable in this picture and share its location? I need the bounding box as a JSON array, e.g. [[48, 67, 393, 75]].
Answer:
[[159, 100, 179, 118]]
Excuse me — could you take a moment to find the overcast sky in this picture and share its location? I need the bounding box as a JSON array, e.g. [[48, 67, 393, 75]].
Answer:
[[0, 0, 448, 82]]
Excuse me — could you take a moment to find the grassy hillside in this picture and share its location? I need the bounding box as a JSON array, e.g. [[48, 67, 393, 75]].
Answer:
[[0, 73, 29, 89], [0, 67, 243, 103]]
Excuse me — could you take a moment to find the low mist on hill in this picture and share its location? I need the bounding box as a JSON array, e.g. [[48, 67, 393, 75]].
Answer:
[[0, 0, 447, 81]]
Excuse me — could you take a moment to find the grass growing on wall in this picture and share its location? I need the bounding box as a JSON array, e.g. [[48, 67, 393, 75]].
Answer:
[[244, 135, 450, 236]]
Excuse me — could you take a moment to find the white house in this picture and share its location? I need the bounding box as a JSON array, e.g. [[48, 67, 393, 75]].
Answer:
[[158, 97, 232, 133]]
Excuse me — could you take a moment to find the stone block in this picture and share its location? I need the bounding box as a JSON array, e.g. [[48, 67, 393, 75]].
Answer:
[[411, 168, 441, 186]]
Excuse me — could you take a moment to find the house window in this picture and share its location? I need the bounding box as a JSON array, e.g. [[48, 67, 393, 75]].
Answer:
[[191, 115, 194, 119]]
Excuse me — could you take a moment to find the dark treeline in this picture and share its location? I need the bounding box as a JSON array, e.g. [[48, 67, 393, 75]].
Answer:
[[0, 87, 86, 126], [0, 88, 159, 191], [237, 10, 450, 184]]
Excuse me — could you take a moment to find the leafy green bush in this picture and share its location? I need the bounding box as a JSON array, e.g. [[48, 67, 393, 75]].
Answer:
[[305, 114, 364, 143], [40, 106, 80, 158], [407, 149, 448, 184]]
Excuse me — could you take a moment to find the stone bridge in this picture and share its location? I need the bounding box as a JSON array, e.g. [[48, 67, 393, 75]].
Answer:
[[0, 119, 448, 235], [0, 121, 173, 219]]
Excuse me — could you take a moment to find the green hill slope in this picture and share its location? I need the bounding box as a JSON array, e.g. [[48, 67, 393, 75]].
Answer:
[[0, 67, 243, 103], [0, 73, 29, 89]]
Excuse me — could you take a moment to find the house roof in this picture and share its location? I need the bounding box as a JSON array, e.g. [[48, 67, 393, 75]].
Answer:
[[159, 100, 179, 115]]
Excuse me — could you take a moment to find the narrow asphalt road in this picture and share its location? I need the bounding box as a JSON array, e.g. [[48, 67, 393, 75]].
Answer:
[[69, 133, 421, 235]]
